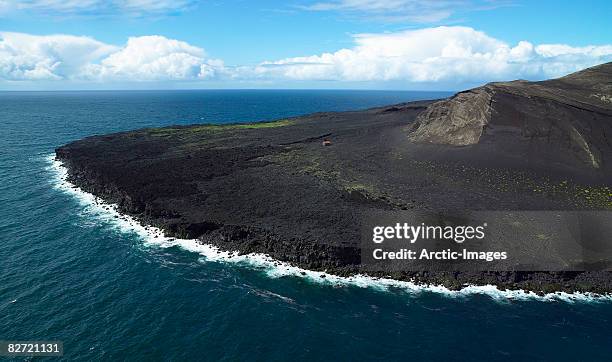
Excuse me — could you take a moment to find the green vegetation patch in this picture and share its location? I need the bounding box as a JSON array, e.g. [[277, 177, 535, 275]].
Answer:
[[406, 159, 612, 209], [268, 149, 386, 202], [147, 119, 294, 137]]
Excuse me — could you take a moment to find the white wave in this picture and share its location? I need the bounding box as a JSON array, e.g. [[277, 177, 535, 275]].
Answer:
[[45, 154, 612, 304]]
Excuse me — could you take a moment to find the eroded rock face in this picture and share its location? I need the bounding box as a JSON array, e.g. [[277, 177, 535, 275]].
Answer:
[[408, 86, 493, 146], [407, 62, 612, 170]]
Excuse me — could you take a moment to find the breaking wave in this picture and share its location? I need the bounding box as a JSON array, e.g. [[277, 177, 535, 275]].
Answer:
[[45, 154, 612, 304]]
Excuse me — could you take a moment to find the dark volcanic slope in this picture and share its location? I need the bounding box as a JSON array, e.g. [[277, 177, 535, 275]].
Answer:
[[56, 64, 612, 293], [408, 62, 612, 181]]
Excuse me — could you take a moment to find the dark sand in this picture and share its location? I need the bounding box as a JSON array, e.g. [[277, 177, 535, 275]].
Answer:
[[56, 63, 612, 293]]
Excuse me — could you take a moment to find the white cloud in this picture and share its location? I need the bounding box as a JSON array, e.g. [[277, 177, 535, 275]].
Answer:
[[0, 32, 223, 81], [0, 32, 117, 80], [0, 27, 611, 87], [83, 35, 222, 81], [300, 0, 506, 23], [113, 0, 196, 16], [0, 0, 197, 16], [253, 26, 612, 84]]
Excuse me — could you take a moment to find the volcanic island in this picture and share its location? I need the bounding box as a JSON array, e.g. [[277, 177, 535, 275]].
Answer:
[[56, 63, 612, 293]]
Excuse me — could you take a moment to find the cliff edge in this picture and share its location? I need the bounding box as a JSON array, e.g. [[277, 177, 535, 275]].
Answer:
[[408, 62, 612, 175]]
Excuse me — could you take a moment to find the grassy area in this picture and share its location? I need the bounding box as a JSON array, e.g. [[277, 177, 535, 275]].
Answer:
[[147, 119, 294, 137], [406, 159, 612, 209], [270, 149, 384, 200]]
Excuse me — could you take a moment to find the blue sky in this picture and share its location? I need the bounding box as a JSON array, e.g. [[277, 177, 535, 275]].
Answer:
[[0, 0, 611, 90]]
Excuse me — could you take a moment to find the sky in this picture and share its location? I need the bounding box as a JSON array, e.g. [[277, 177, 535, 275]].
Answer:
[[0, 0, 611, 90]]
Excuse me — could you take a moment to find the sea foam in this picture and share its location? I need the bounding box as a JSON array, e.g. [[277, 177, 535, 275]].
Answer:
[[45, 154, 612, 304]]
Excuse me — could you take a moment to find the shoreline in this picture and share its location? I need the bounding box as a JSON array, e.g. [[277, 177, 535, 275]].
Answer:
[[46, 154, 612, 303]]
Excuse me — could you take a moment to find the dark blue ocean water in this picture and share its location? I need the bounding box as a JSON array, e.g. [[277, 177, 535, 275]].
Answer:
[[1, 90, 611, 361]]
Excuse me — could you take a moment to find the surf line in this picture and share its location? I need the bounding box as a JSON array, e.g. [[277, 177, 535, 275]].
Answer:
[[45, 154, 612, 304]]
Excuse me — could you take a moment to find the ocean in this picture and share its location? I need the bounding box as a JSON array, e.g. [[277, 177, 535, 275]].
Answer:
[[1, 90, 611, 361]]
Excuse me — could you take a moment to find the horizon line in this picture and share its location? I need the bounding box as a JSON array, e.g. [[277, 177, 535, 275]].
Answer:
[[0, 88, 459, 93]]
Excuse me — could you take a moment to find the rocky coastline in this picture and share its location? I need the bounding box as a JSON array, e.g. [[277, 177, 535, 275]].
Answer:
[[56, 63, 612, 294]]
